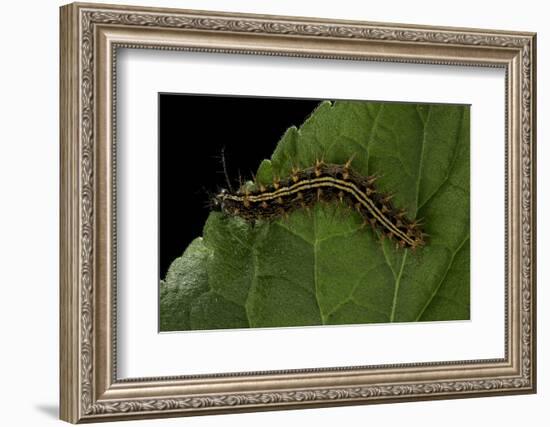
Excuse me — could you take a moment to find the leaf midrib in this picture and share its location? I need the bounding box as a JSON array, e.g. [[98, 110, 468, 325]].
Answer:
[[312, 211, 324, 323], [389, 250, 408, 322]]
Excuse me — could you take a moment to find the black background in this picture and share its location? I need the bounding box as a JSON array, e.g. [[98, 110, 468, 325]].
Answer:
[[159, 94, 322, 279]]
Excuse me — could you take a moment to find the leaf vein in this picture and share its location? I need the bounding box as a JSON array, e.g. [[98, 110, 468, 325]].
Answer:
[[390, 250, 408, 322], [415, 236, 470, 321], [417, 107, 466, 212], [414, 106, 431, 215]]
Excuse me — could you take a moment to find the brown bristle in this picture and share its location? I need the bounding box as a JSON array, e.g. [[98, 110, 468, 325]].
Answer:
[[382, 193, 394, 203]]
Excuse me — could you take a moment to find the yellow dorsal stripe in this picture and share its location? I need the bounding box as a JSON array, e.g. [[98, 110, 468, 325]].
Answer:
[[228, 177, 401, 235], [227, 177, 414, 245]]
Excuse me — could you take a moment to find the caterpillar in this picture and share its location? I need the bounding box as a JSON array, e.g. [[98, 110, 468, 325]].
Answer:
[[212, 159, 427, 250]]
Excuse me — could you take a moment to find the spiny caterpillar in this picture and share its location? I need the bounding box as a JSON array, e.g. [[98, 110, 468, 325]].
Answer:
[[213, 159, 427, 250]]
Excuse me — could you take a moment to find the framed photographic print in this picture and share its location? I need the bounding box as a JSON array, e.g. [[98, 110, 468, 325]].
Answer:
[[60, 2, 537, 423]]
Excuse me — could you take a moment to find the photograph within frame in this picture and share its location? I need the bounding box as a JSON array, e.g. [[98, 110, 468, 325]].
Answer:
[[159, 94, 471, 332]]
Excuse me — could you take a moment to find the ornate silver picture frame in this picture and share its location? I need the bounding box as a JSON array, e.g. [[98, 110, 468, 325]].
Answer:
[[60, 2, 536, 423]]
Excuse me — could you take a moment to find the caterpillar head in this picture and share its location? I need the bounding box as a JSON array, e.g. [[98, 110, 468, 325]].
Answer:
[[211, 188, 229, 211]]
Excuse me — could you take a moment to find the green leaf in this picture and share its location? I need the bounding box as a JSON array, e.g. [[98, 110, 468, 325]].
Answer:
[[160, 100, 470, 331]]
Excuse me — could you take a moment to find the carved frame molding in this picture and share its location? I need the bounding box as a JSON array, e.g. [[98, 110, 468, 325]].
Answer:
[[60, 2, 536, 423]]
